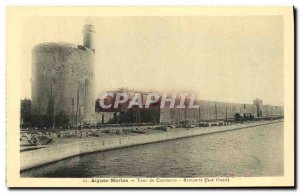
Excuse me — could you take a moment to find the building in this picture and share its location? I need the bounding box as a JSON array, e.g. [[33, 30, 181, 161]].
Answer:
[[95, 88, 161, 124], [31, 24, 96, 127]]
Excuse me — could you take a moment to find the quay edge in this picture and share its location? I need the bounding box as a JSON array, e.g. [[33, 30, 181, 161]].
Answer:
[[20, 120, 283, 171]]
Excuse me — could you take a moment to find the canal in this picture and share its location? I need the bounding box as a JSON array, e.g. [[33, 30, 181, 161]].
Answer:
[[21, 122, 283, 178]]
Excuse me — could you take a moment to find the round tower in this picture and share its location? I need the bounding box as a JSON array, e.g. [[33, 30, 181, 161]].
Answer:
[[31, 24, 96, 127]]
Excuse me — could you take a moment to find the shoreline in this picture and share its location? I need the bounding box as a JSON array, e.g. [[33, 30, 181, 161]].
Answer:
[[20, 120, 283, 171]]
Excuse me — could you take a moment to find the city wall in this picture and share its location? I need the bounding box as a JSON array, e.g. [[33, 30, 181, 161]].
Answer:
[[160, 100, 284, 124]]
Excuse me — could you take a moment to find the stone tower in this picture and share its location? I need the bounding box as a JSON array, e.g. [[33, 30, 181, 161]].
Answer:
[[83, 24, 96, 52], [31, 25, 96, 127], [253, 98, 263, 117]]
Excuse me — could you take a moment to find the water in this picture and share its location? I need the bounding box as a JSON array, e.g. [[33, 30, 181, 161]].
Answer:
[[21, 122, 283, 177]]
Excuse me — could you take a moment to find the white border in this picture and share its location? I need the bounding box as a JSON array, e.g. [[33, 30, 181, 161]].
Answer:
[[1, 0, 298, 193]]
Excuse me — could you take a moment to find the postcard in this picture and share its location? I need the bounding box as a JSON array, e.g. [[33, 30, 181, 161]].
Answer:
[[6, 6, 294, 187]]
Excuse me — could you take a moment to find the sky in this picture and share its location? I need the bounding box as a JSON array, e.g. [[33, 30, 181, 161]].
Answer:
[[21, 16, 284, 106]]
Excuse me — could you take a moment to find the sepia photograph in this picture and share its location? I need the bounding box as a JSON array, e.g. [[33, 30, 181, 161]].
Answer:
[[6, 6, 294, 187]]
